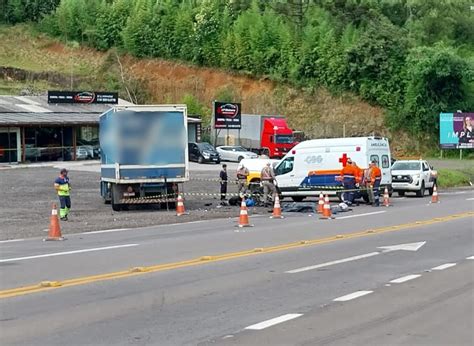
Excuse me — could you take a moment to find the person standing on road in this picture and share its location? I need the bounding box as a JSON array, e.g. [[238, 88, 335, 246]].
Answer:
[[368, 160, 382, 207], [261, 162, 276, 207], [236, 164, 249, 196], [54, 168, 71, 221], [339, 158, 357, 205], [219, 164, 228, 201]]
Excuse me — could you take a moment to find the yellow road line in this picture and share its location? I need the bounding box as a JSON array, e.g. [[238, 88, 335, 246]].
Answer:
[[1, 211, 472, 299]]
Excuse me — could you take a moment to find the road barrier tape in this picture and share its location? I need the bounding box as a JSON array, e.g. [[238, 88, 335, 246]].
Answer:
[[116, 185, 382, 204]]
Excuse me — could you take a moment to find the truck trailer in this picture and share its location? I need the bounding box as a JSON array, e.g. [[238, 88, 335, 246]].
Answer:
[[100, 105, 189, 211], [214, 114, 296, 158]]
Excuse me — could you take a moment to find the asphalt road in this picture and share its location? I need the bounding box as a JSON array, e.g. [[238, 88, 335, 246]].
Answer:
[[0, 190, 473, 345]]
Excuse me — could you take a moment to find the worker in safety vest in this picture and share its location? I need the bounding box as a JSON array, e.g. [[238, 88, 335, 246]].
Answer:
[[351, 161, 364, 203], [261, 162, 276, 207], [54, 168, 71, 220], [340, 158, 357, 205], [236, 164, 249, 196], [368, 160, 382, 207]]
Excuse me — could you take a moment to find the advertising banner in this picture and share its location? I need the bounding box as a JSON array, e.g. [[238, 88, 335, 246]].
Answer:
[[439, 112, 474, 149], [213, 102, 241, 129], [48, 91, 118, 104]]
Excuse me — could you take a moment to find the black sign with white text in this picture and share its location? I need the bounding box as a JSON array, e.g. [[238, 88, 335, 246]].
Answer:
[[213, 102, 241, 129], [48, 91, 118, 104]]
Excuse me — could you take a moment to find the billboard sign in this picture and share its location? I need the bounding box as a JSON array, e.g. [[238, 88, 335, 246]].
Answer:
[[439, 112, 474, 149], [213, 102, 241, 129], [48, 91, 118, 104]]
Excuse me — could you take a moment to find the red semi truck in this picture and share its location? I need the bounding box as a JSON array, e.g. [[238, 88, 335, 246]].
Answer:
[[214, 114, 297, 158]]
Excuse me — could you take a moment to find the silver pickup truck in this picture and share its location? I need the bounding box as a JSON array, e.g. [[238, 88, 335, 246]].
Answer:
[[391, 160, 438, 197]]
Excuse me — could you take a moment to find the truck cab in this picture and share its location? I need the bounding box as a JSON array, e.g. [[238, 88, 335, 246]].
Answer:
[[261, 117, 295, 158]]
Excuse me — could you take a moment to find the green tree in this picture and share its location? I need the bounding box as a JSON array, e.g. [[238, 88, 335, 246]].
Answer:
[[393, 45, 473, 138], [94, 0, 133, 50], [346, 17, 407, 107], [122, 0, 154, 57]]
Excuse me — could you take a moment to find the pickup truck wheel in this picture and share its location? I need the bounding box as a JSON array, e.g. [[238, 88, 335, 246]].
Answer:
[[292, 196, 305, 202], [398, 191, 405, 197], [416, 182, 425, 197], [428, 185, 436, 195]]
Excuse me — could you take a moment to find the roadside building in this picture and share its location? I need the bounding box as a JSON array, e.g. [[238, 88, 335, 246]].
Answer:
[[0, 95, 202, 163]]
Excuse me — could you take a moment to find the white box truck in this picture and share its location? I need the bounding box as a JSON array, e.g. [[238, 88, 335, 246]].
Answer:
[[274, 136, 392, 201]]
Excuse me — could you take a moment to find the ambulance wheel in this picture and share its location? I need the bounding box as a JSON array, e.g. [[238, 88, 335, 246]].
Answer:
[[291, 196, 305, 202]]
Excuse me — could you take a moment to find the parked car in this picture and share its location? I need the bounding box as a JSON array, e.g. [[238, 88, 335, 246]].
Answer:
[[391, 160, 437, 197], [216, 145, 258, 162], [77, 138, 100, 159], [188, 142, 220, 164]]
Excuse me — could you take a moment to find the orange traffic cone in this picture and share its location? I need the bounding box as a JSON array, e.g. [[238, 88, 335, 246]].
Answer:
[[383, 187, 391, 207], [44, 203, 65, 241], [270, 195, 284, 219], [176, 194, 187, 216], [430, 185, 439, 204], [320, 195, 333, 219], [238, 198, 253, 227], [317, 193, 324, 214]]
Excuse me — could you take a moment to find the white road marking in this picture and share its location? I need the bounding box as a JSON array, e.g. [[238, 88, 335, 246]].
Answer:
[[390, 274, 421, 283], [378, 241, 426, 252], [467, 256, 474, 260], [244, 314, 303, 330], [336, 211, 386, 220], [0, 239, 25, 244], [431, 263, 457, 270], [466, 198, 474, 201], [82, 228, 130, 235], [0, 244, 139, 263], [286, 252, 380, 274], [333, 291, 373, 301]]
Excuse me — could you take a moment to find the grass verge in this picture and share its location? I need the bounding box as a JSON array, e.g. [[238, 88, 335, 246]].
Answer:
[[437, 168, 473, 188]]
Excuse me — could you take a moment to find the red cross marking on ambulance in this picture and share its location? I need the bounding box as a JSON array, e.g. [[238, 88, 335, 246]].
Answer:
[[339, 153, 349, 167]]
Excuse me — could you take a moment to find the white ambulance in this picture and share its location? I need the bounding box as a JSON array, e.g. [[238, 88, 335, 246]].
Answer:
[[274, 136, 392, 201]]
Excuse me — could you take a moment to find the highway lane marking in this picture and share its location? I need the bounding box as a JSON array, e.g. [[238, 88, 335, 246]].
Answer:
[[431, 263, 457, 270], [0, 211, 472, 299], [0, 244, 139, 263], [466, 198, 474, 201], [333, 291, 373, 301], [467, 256, 474, 260], [286, 252, 380, 273], [0, 239, 25, 244], [336, 211, 386, 220], [82, 228, 130, 235], [244, 314, 303, 330], [286, 242, 426, 274], [390, 274, 421, 283]]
